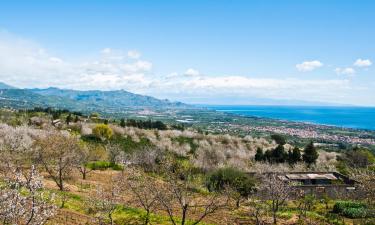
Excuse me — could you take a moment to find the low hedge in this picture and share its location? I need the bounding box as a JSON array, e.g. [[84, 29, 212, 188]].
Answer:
[[332, 201, 371, 219]]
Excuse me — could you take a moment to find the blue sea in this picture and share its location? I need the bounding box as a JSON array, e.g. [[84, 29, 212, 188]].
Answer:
[[205, 105, 375, 131]]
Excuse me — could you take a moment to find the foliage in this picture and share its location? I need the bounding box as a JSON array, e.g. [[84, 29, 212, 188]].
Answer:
[[126, 119, 167, 130], [86, 161, 123, 171], [303, 141, 319, 165], [271, 134, 286, 145], [93, 124, 113, 141], [332, 201, 370, 219], [206, 167, 256, 198]]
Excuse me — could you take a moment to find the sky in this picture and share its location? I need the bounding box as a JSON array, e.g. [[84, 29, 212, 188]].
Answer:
[[0, 0, 374, 106]]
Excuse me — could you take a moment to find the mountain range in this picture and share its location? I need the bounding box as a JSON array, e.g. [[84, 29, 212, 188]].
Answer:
[[0, 82, 190, 114]]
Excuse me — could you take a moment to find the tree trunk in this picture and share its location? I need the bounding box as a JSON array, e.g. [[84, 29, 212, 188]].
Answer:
[[59, 169, 64, 191], [144, 210, 150, 225], [181, 205, 188, 225]]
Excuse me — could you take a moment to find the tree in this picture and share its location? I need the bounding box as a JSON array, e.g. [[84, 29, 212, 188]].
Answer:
[[66, 113, 72, 125], [120, 169, 159, 225], [288, 147, 302, 165], [35, 132, 80, 191], [120, 118, 126, 127], [74, 115, 80, 123], [270, 144, 287, 163], [260, 174, 291, 224], [206, 167, 255, 207], [254, 147, 264, 161], [271, 134, 286, 145], [92, 124, 113, 142], [350, 169, 375, 205], [303, 141, 318, 166], [156, 167, 229, 225], [0, 165, 56, 224], [88, 181, 120, 225], [339, 147, 374, 168], [77, 144, 95, 180]]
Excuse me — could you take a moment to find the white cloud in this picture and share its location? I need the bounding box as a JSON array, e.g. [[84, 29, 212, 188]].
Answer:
[[0, 31, 373, 105], [49, 57, 63, 64], [101, 48, 112, 54], [184, 68, 200, 77], [296, 60, 323, 72], [354, 58, 372, 67], [335, 67, 356, 75], [127, 50, 141, 59]]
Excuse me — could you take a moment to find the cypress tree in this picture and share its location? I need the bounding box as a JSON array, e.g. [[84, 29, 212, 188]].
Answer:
[[288, 147, 301, 165], [120, 118, 126, 127], [255, 147, 264, 161], [303, 141, 319, 166]]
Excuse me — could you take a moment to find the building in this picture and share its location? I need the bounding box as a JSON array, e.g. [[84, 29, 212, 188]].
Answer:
[[277, 172, 356, 197]]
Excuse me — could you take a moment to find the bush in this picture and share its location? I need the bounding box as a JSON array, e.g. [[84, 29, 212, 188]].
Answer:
[[205, 167, 255, 197], [332, 201, 370, 219], [332, 201, 366, 213], [342, 207, 368, 219]]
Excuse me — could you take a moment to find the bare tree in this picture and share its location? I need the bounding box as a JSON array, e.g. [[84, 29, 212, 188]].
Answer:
[[156, 168, 229, 225], [350, 168, 375, 205], [260, 173, 291, 225], [119, 168, 159, 225], [77, 144, 95, 180], [88, 179, 120, 225], [0, 165, 56, 224], [34, 132, 80, 191], [246, 198, 268, 225]]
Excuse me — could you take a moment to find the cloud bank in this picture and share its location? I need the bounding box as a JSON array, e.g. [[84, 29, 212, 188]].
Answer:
[[0, 31, 373, 105]]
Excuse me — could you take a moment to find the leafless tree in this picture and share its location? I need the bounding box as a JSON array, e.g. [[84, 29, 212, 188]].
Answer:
[[246, 198, 268, 225], [88, 179, 120, 225], [0, 165, 56, 224], [34, 132, 80, 191], [77, 144, 95, 180], [350, 168, 375, 206], [156, 168, 229, 225], [119, 168, 159, 225], [260, 173, 291, 225]]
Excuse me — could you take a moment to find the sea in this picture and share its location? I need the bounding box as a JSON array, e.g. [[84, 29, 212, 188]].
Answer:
[[205, 105, 375, 131]]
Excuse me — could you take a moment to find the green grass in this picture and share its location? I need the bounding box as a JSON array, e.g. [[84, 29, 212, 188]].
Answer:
[[86, 161, 123, 171]]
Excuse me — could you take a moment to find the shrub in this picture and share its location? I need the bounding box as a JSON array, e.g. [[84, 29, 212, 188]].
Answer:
[[205, 167, 255, 197], [332, 201, 366, 213], [341, 207, 368, 219], [332, 201, 370, 219]]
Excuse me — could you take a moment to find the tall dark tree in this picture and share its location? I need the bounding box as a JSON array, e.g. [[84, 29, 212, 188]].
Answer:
[[271, 144, 287, 163], [288, 147, 302, 165], [255, 147, 264, 161], [120, 118, 126, 127], [303, 142, 318, 166], [66, 114, 72, 125], [271, 134, 286, 145]]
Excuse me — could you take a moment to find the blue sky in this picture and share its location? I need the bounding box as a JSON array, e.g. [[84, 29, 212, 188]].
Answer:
[[0, 0, 374, 105]]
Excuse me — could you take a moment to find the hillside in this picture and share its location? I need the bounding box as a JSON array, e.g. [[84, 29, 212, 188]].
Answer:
[[30, 87, 189, 109], [0, 82, 191, 113], [0, 82, 16, 89]]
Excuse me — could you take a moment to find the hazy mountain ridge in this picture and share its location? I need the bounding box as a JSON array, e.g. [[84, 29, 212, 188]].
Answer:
[[0, 82, 191, 112]]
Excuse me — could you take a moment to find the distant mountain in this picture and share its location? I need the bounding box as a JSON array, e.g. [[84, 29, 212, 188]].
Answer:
[[0, 82, 191, 114], [29, 87, 188, 109], [0, 82, 16, 89], [0, 89, 83, 110]]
